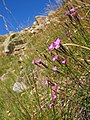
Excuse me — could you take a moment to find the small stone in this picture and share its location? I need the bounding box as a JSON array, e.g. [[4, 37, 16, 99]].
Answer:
[[13, 81, 28, 93]]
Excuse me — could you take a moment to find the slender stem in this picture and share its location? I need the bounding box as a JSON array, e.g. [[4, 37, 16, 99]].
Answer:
[[63, 43, 90, 51]]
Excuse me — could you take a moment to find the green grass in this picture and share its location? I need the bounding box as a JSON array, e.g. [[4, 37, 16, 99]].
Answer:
[[0, 0, 90, 119]]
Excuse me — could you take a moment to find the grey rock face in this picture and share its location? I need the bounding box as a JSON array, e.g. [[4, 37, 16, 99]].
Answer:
[[13, 81, 28, 93], [35, 16, 49, 25], [12, 69, 29, 93], [12, 66, 39, 93], [29, 15, 50, 34], [3, 33, 24, 54], [30, 24, 45, 34], [3, 34, 14, 53]]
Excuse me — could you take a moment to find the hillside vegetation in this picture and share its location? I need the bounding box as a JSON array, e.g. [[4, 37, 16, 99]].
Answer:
[[0, 0, 90, 119]]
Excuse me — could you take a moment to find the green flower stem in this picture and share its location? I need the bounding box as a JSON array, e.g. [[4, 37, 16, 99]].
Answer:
[[63, 43, 90, 51]]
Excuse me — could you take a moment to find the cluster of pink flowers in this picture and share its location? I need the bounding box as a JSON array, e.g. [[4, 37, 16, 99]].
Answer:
[[70, 8, 77, 17], [50, 85, 58, 109], [52, 86, 58, 100], [53, 86, 58, 91], [52, 58, 67, 72], [32, 36, 67, 109], [65, 7, 77, 17], [52, 55, 59, 61], [52, 54, 67, 64], [48, 38, 62, 50], [52, 57, 67, 72], [44, 80, 58, 109]]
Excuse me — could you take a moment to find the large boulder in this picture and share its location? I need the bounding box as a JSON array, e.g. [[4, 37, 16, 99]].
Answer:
[[3, 33, 24, 54], [12, 66, 39, 93], [12, 69, 29, 93]]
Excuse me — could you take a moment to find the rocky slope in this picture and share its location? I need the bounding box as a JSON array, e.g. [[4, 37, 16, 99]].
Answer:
[[0, 8, 62, 92]]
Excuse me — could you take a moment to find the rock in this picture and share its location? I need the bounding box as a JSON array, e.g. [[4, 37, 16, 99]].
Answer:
[[14, 43, 26, 52], [36, 24, 45, 30], [29, 27, 34, 31], [29, 15, 51, 34], [30, 29, 38, 34], [3, 32, 24, 54], [0, 73, 8, 81], [3, 33, 15, 53], [35, 16, 49, 25], [48, 10, 56, 16], [29, 15, 50, 34], [46, 21, 50, 25], [12, 65, 39, 93], [24, 27, 30, 31], [32, 21, 37, 27], [34, 24, 44, 30], [0, 68, 12, 81], [12, 69, 30, 93], [13, 81, 28, 93], [50, 17, 60, 23], [30, 24, 45, 33]]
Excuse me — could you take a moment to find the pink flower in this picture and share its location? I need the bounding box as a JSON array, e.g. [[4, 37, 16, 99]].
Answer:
[[48, 38, 62, 51], [70, 8, 76, 13], [36, 58, 42, 64], [52, 93, 57, 100], [32, 60, 35, 64], [44, 80, 48, 85], [52, 66, 57, 71], [48, 43, 54, 50], [53, 86, 58, 91], [52, 55, 58, 61], [65, 31, 70, 36], [55, 44, 60, 49], [65, 11, 69, 16], [32, 58, 42, 65], [60, 58, 67, 64], [70, 8, 77, 17], [54, 38, 62, 49], [65, 8, 77, 17], [71, 12, 77, 17], [49, 103, 54, 109], [53, 38, 62, 45]]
